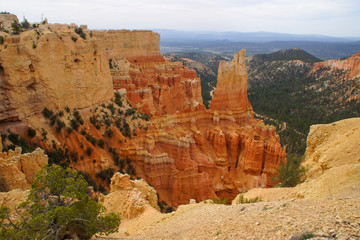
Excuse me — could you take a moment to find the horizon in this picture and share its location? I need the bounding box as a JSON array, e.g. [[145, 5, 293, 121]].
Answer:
[[2, 0, 360, 38]]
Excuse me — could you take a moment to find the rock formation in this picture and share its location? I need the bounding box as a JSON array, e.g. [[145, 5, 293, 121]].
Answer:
[[313, 51, 360, 78], [237, 117, 360, 202], [0, 13, 19, 31], [0, 16, 286, 207], [100, 173, 159, 219], [0, 136, 48, 191], [210, 49, 252, 113], [110, 50, 286, 206], [111, 54, 202, 115]]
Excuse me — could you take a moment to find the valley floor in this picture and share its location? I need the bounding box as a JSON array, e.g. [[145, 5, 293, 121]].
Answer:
[[96, 197, 360, 240]]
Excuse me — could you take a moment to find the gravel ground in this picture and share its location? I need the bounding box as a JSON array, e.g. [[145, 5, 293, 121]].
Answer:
[[97, 197, 360, 240]]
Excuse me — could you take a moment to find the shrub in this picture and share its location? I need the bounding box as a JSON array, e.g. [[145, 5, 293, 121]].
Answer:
[[70, 118, 80, 131], [96, 168, 115, 184], [65, 106, 70, 113], [0, 36, 4, 45], [11, 21, 21, 34], [105, 128, 113, 138], [42, 107, 53, 119], [212, 196, 228, 205], [236, 194, 262, 204], [86, 146, 93, 156], [126, 164, 136, 176], [55, 119, 65, 132], [97, 139, 105, 148], [273, 154, 305, 187], [71, 36, 77, 42], [73, 109, 84, 125], [0, 166, 120, 239], [27, 127, 36, 138], [21, 18, 31, 29]]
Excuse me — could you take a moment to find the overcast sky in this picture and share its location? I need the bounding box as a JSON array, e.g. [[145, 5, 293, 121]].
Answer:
[[3, 0, 360, 37]]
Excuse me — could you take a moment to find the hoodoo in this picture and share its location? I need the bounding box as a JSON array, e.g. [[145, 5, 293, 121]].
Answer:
[[0, 15, 286, 207]]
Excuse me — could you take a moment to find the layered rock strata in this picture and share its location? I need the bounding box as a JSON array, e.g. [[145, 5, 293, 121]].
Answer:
[[0, 136, 48, 191], [0, 17, 285, 207]]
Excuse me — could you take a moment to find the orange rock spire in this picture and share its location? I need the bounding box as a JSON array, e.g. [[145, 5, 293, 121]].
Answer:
[[210, 49, 252, 113]]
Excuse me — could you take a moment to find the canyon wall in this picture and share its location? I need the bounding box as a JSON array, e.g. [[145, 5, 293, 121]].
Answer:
[[0, 17, 286, 207]]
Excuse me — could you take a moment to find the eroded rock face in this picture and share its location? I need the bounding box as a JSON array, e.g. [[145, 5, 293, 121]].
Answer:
[[0, 25, 161, 122], [111, 50, 286, 206], [101, 173, 159, 219], [0, 137, 48, 191], [0, 16, 285, 207], [0, 13, 19, 31], [210, 49, 252, 113], [313, 51, 360, 78], [111, 56, 203, 115]]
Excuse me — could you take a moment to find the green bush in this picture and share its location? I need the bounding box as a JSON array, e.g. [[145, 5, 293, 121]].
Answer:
[[27, 127, 36, 138], [236, 194, 261, 204], [71, 36, 78, 42], [96, 168, 115, 184], [0, 36, 4, 45], [0, 166, 120, 239], [212, 196, 228, 205], [86, 146, 93, 156], [273, 154, 305, 187]]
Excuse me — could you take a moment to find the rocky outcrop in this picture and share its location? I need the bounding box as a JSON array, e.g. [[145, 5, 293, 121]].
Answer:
[[210, 49, 252, 114], [0, 24, 162, 122], [0, 13, 19, 31], [237, 117, 360, 202], [0, 137, 48, 191], [313, 51, 360, 78], [0, 28, 113, 121], [100, 173, 159, 219]]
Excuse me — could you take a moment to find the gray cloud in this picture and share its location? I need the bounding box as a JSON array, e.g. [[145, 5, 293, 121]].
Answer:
[[3, 0, 360, 37]]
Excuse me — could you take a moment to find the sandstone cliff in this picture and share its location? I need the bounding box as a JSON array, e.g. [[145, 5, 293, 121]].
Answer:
[[0, 16, 285, 207], [0, 136, 48, 191]]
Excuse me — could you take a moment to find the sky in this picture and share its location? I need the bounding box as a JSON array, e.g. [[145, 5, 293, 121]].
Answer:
[[2, 0, 360, 37]]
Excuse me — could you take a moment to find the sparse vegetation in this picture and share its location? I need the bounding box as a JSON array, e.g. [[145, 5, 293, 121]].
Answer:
[[0, 165, 120, 239], [273, 154, 305, 187], [27, 127, 36, 138], [212, 196, 229, 205], [71, 36, 78, 42], [236, 195, 262, 204], [96, 168, 115, 184]]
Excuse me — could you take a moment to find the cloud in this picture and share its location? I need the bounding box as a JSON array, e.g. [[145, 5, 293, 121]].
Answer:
[[2, 0, 360, 36]]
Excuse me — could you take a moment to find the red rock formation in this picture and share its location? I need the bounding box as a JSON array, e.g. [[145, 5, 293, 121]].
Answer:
[[111, 57, 203, 115], [313, 51, 360, 78], [210, 49, 252, 114], [0, 16, 286, 207]]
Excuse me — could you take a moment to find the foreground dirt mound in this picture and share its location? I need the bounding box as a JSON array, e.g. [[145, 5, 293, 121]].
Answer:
[[97, 198, 359, 240]]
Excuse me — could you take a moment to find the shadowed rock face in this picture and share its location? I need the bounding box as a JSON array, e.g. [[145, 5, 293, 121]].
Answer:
[[0, 18, 286, 206]]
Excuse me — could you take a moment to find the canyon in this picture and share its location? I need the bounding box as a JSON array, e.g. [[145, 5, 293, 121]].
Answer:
[[0, 14, 285, 207]]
